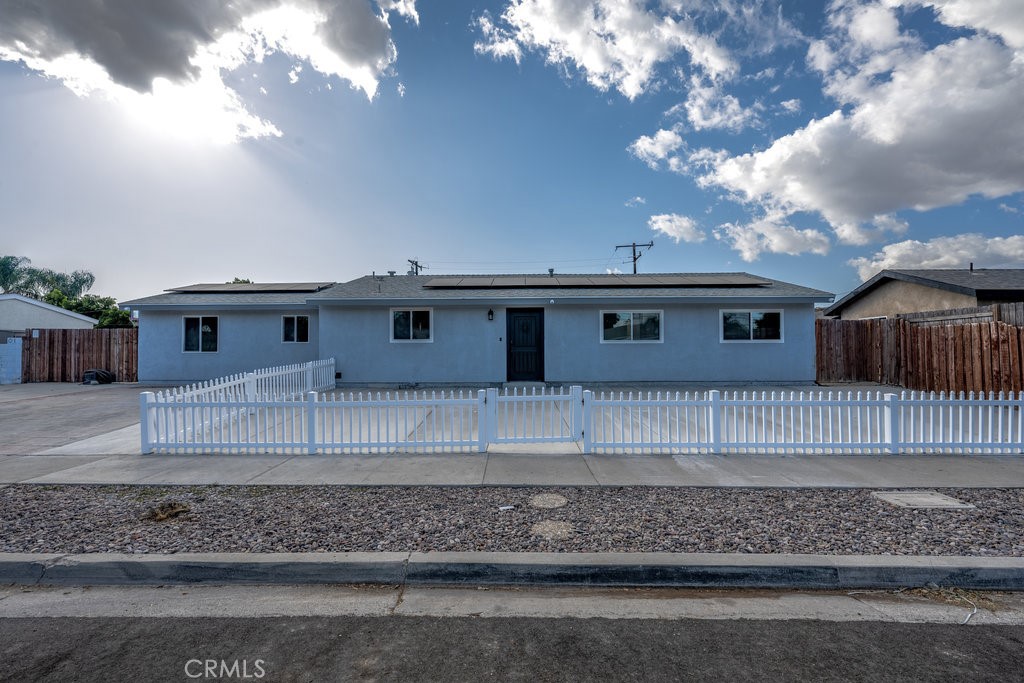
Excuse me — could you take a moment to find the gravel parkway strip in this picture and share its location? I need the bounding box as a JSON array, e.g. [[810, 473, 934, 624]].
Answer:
[[2, 485, 1023, 556]]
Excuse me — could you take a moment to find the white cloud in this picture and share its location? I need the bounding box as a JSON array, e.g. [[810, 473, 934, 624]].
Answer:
[[625, 196, 646, 207], [648, 213, 705, 243], [713, 215, 831, 261], [0, 0, 415, 143], [288, 65, 303, 84], [999, 203, 1019, 214], [473, 0, 737, 100], [849, 233, 1024, 280], [779, 98, 801, 113], [397, 81, 406, 97], [682, 75, 759, 131], [913, 0, 1024, 50], [694, 5, 1024, 246], [473, 12, 523, 64], [628, 128, 684, 170]]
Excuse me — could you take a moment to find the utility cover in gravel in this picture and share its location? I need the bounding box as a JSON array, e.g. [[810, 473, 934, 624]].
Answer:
[[1, 485, 1022, 556]]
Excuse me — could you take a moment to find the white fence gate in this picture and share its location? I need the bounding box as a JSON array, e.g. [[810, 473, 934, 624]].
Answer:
[[140, 369, 1024, 455]]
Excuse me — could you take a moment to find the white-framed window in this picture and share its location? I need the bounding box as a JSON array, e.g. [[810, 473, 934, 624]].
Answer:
[[600, 310, 663, 343], [183, 316, 218, 352], [282, 315, 309, 343], [391, 308, 432, 342], [720, 310, 783, 342]]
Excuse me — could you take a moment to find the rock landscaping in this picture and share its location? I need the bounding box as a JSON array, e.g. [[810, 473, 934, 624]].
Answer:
[[1, 484, 1022, 556]]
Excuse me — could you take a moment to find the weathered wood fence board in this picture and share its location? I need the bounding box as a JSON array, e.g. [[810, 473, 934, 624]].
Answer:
[[897, 302, 1024, 326], [817, 317, 1024, 394], [21, 328, 138, 383]]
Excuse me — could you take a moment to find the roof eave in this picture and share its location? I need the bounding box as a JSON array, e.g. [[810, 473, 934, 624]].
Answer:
[[825, 270, 977, 316]]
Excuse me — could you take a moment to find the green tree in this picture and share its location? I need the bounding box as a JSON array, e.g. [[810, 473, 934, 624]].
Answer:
[[228, 277, 253, 283], [43, 289, 134, 329], [0, 255, 32, 294], [0, 255, 96, 299]]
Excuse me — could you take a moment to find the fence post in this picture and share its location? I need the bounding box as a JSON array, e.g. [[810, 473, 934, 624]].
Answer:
[[485, 387, 498, 448], [478, 390, 489, 452], [306, 391, 318, 455], [139, 391, 156, 454], [571, 385, 583, 441], [582, 390, 593, 453], [708, 390, 722, 454], [304, 362, 314, 392], [883, 392, 900, 454]]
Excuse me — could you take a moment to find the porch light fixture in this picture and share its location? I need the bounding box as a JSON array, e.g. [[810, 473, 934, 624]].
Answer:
[[487, 309, 494, 321]]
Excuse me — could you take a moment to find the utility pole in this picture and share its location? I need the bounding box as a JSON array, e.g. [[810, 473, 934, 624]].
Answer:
[[615, 241, 653, 274], [407, 259, 425, 275]]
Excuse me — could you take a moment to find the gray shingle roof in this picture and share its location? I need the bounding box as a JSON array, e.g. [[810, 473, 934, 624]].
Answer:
[[123, 273, 832, 309], [824, 268, 1024, 316], [121, 290, 320, 308], [309, 273, 832, 303]]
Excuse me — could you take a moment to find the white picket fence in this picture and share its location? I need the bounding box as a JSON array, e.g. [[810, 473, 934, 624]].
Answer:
[[157, 359, 336, 403], [583, 390, 1024, 454], [140, 381, 1024, 455]]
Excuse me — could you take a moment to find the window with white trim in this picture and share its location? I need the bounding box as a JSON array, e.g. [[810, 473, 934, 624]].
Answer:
[[282, 315, 309, 343], [183, 316, 218, 352], [601, 310, 662, 342], [721, 310, 783, 342], [391, 308, 432, 342]]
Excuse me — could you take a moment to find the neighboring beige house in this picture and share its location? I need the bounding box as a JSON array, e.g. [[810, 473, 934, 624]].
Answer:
[[0, 293, 98, 338], [824, 268, 1024, 320]]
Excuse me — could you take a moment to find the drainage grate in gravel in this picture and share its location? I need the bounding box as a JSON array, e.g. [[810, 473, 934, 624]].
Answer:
[[872, 491, 976, 509]]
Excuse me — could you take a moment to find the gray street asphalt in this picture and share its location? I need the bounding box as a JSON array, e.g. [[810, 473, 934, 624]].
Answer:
[[2, 615, 1023, 682]]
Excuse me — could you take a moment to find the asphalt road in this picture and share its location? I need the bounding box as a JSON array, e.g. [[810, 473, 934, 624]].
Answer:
[[2, 615, 1023, 682]]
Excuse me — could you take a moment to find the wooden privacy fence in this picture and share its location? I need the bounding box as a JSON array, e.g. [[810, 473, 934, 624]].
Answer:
[[816, 318, 1024, 394], [21, 328, 138, 383]]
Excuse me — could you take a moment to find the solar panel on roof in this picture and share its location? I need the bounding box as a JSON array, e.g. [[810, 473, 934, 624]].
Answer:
[[422, 278, 464, 287], [167, 282, 333, 293], [491, 277, 527, 286], [420, 274, 772, 289]]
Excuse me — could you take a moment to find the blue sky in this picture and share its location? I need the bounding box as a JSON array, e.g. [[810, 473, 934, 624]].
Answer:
[[1, 0, 1022, 303]]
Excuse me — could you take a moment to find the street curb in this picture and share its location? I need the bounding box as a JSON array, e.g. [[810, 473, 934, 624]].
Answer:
[[4, 552, 1024, 589]]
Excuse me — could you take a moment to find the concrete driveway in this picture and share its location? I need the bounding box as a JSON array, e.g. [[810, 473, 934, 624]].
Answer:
[[0, 383, 148, 455]]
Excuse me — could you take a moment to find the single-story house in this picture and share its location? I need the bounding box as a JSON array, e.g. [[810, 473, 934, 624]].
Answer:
[[0, 293, 98, 338], [121, 273, 833, 385], [824, 268, 1024, 320]]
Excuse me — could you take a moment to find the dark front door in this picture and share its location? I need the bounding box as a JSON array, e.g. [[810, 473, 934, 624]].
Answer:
[[507, 308, 544, 381]]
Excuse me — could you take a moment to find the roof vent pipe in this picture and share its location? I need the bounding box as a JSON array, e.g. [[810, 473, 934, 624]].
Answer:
[[970, 262, 974, 272], [548, 268, 554, 277], [388, 271, 396, 277]]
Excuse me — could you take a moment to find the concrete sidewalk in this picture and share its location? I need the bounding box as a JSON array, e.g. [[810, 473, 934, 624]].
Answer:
[[4, 449, 1024, 487]]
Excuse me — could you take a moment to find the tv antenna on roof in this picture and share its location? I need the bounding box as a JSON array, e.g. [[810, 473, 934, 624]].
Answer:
[[407, 259, 426, 276], [615, 241, 653, 274]]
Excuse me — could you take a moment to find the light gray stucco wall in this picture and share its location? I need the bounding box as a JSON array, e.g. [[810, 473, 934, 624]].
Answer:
[[545, 303, 816, 383], [321, 305, 506, 384], [137, 309, 320, 383], [321, 302, 817, 384]]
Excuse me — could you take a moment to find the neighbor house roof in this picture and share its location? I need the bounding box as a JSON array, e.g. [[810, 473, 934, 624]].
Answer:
[[824, 269, 1024, 316], [308, 273, 833, 305], [0, 293, 99, 325]]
